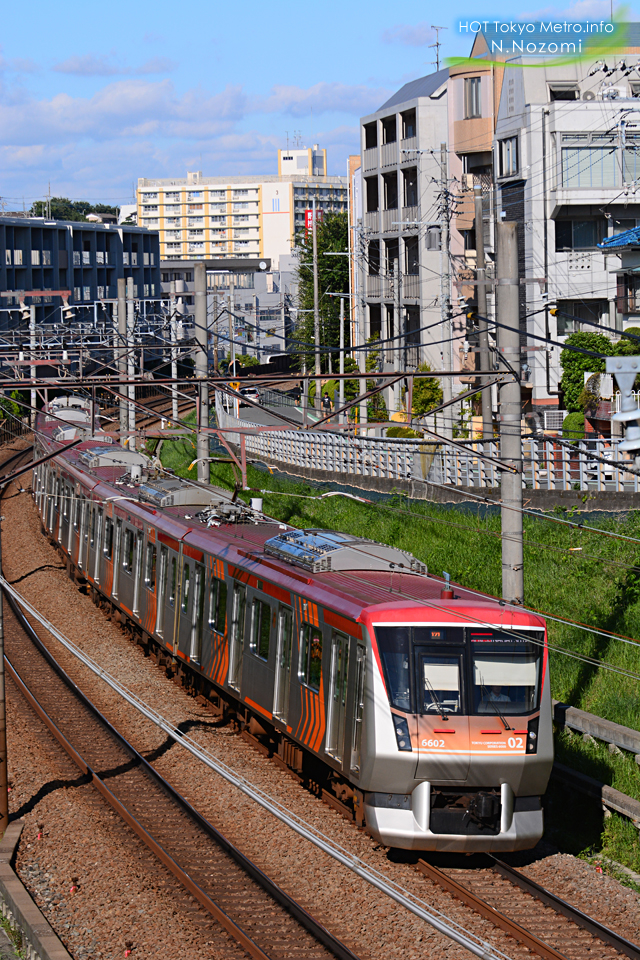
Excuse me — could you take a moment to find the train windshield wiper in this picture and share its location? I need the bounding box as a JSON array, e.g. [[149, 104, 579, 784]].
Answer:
[[425, 678, 448, 722], [481, 682, 511, 731]]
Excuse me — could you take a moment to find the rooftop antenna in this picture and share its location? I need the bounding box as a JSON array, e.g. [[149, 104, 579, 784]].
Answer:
[[286, 130, 289, 150], [429, 25, 447, 71]]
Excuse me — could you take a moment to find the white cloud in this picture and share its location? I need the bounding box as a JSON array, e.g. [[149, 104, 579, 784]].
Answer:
[[518, 0, 610, 19], [258, 82, 390, 116], [381, 22, 435, 46], [52, 52, 175, 77]]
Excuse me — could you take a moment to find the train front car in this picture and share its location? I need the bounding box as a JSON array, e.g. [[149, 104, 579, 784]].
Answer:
[[359, 602, 552, 852]]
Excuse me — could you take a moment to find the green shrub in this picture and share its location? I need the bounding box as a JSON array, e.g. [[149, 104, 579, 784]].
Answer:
[[387, 426, 422, 438], [559, 332, 613, 412], [562, 411, 585, 439]]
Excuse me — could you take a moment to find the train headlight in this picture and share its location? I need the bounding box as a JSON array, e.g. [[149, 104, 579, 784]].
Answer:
[[526, 717, 539, 754], [392, 715, 412, 752]]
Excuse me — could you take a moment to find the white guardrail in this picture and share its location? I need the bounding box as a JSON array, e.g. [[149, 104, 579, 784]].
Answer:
[[214, 393, 640, 493]]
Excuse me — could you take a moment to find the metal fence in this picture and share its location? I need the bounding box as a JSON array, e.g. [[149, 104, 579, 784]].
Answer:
[[214, 392, 638, 493]]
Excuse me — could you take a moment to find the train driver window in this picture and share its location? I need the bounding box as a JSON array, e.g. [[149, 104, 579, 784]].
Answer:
[[208, 577, 227, 633], [299, 623, 323, 691], [420, 656, 461, 715], [473, 654, 540, 715], [374, 626, 411, 712], [250, 599, 271, 660], [169, 557, 177, 606], [181, 564, 190, 613], [104, 518, 114, 560], [145, 543, 156, 591]]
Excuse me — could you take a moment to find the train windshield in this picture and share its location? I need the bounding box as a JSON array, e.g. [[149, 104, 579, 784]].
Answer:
[[375, 625, 543, 715], [470, 629, 543, 716]]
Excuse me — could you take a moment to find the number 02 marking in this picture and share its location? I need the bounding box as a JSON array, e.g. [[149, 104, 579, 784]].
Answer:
[[507, 736, 524, 749]]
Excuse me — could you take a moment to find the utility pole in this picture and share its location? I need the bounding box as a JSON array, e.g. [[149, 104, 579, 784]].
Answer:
[[194, 262, 209, 484], [339, 296, 345, 424], [474, 184, 492, 439], [169, 281, 178, 422], [254, 294, 260, 364], [497, 221, 523, 605], [126, 277, 136, 451], [357, 222, 368, 426], [394, 256, 402, 418], [312, 198, 321, 408], [229, 273, 236, 369], [29, 305, 36, 430], [117, 278, 127, 441], [440, 143, 453, 440]]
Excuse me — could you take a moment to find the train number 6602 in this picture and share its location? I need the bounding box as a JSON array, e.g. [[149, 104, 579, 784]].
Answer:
[[507, 736, 524, 749], [421, 739, 445, 748]]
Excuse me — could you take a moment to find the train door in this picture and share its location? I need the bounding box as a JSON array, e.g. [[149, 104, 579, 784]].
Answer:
[[46, 474, 54, 532], [112, 519, 122, 599], [326, 632, 350, 763], [94, 508, 103, 584], [350, 643, 366, 776], [228, 582, 246, 691], [273, 606, 293, 721], [54, 479, 61, 541], [189, 563, 205, 662], [78, 498, 88, 570], [156, 545, 168, 636], [165, 553, 178, 648], [414, 646, 470, 782]]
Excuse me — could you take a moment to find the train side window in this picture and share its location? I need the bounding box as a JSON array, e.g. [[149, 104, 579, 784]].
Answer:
[[145, 543, 156, 591], [156, 546, 168, 636], [208, 577, 227, 633], [169, 557, 177, 606], [181, 564, 190, 613], [250, 599, 271, 660], [62, 484, 69, 519], [90, 506, 96, 547], [55, 478, 60, 509], [299, 623, 323, 691], [104, 517, 113, 559], [73, 495, 81, 532], [122, 528, 134, 574]]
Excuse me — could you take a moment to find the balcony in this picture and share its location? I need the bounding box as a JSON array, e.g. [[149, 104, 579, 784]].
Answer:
[[381, 209, 399, 232], [401, 206, 418, 230], [380, 142, 398, 168], [363, 147, 378, 172], [400, 137, 417, 157], [366, 275, 383, 297], [402, 274, 420, 298], [364, 211, 379, 232]]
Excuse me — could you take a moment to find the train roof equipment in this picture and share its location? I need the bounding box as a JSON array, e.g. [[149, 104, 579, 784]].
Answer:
[[263, 528, 427, 575]]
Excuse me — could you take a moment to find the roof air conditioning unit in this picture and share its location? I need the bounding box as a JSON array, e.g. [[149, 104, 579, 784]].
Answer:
[[583, 90, 596, 101]]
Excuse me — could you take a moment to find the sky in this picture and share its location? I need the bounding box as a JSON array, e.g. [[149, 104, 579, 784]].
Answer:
[[0, 0, 636, 209]]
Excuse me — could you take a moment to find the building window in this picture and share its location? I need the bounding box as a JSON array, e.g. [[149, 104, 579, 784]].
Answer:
[[368, 239, 380, 276], [164, 192, 180, 201], [401, 109, 416, 140], [382, 172, 398, 210], [556, 299, 610, 334], [187, 191, 203, 200], [403, 167, 417, 207], [499, 137, 518, 177], [83, 286, 91, 301], [143, 192, 158, 200], [464, 77, 482, 119], [381, 115, 396, 144], [363, 122, 377, 149], [188, 204, 203, 212], [555, 219, 606, 251], [549, 85, 579, 101], [31, 250, 40, 266], [562, 146, 617, 188], [405, 236, 419, 275]]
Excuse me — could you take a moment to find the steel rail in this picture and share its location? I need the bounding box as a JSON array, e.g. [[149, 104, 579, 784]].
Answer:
[[490, 857, 640, 960], [1, 587, 362, 960], [0, 577, 512, 960]]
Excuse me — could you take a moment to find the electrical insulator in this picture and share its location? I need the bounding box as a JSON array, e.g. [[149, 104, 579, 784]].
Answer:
[[61, 299, 76, 323], [607, 357, 640, 462], [19, 301, 30, 322]]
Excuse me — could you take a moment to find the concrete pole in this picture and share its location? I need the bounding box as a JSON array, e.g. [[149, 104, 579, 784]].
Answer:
[[169, 281, 178, 422], [229, 273, 236, 369], [394, 256, 402, 418], [254, 294, 260, 363], [117, 278, 127, 441], [496, 221, 523, 605], [474, 184, 492, 440], [440, 143, 453, 440], [356, 221, 367, 427], [194, 262, 209, 484], [312, 198, 321, 408], [339, 296, 345, 424], [126, 277, 136, 451], [29, 306, 36, 429]]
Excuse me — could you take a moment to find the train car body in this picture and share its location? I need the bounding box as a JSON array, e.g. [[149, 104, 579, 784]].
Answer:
[[32, 397, 553, 852]]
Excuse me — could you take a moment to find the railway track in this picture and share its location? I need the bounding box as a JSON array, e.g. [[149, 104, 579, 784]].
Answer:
[[0, 447, 361, 960], [417, 857, 640, 960]]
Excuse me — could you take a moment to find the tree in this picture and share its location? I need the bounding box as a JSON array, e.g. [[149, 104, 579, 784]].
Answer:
[[559, 331, 613, 413], [0, 391, 21, 420], [30, 197, 118, 222], [364, 334, 388, 421], [411, 363, 443, 416], [612, 326, 640, 356], [293, 213, 349, 371]]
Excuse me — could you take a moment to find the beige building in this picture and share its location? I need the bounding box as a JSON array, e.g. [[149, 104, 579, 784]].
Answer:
[[137, 149, 346, 269]]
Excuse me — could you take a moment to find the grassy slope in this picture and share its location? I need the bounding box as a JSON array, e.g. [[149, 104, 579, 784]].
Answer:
[[159, 426, 640, 870]]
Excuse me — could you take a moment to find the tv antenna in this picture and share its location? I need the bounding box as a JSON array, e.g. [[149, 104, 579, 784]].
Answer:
[[429, 25, 447, 71]]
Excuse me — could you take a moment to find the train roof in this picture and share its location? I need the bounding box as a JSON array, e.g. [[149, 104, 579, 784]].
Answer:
[[35, 402, 545, 630]]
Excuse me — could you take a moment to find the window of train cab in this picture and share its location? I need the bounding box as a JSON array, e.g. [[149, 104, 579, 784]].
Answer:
[[468, 628, 543, 717], [374, 626, 465, 715]]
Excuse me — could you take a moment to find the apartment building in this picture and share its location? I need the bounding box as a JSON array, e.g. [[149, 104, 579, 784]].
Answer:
[[0, 216, 160, 328], [358, 70, 454, 372], [137, 148, 347, 268]]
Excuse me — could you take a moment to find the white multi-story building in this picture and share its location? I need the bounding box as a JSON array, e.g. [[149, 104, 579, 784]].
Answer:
[[137, 148, 347, 269]]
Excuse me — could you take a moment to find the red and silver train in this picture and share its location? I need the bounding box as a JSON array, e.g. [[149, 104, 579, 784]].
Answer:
[[32, 396, 553, 852]]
